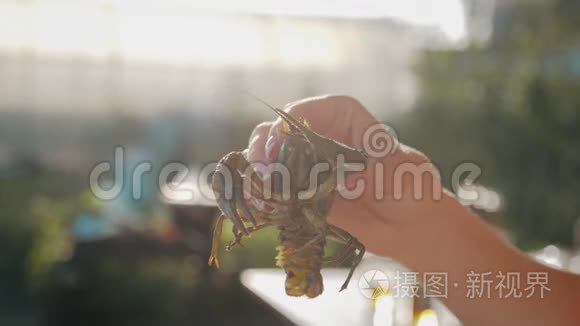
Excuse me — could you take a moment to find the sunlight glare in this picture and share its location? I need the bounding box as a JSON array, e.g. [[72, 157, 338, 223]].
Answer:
[[416, 309, 439, 326], [373, 294, 395, 326], [0, 0, 465, 65]]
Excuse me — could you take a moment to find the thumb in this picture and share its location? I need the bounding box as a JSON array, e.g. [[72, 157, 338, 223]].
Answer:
[[267, 95, 377, 150]]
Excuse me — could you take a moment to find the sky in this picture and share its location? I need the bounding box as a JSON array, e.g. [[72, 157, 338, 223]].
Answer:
[[0, 0, 465, 65], [109, 0, 466, 40]]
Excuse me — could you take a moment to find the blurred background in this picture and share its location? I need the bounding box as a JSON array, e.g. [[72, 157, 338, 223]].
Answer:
[[1, 0, 579, 325]]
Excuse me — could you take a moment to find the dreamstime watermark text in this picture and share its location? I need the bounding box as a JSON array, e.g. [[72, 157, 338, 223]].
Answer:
[[88, 123, 488, 205]]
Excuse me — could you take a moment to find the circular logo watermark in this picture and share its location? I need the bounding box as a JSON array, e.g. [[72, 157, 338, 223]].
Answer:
[[362, 123, 398, 158], [358, 270, 390, 299]]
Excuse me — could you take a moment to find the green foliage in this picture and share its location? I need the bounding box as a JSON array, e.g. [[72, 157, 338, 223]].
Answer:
[[409, 0, 580, 247], [215, 219, 342, 270], [217, 219, 280, 270], [25, 197, 75, 288]]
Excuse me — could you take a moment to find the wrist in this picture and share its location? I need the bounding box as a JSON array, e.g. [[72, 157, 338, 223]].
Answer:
[[391, 191, 515, 274]]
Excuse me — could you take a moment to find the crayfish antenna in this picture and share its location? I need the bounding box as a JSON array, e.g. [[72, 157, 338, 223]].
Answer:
[[241, 91, 307, 137], [274, 108, 367, 163], [241, 91, 366, 163], [271, 108, 318, 141]]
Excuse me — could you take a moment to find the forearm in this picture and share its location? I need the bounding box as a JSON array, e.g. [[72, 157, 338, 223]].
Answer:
[[391, 192, 580, 326], [248, 95, 580, 324]]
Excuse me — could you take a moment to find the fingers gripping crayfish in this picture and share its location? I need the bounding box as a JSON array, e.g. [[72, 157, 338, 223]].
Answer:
[[208, 102, 368, 298]]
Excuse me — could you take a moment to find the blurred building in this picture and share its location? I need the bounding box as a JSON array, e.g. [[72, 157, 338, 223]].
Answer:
[[462, 0, 496, 44], [0, 1, 466, 171], [0, 5, 451, 116]]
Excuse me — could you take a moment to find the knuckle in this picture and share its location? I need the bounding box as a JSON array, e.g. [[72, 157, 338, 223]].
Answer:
[[399, 144, 431, 165], [328, 95, 364, 108], [249, 121, 273, 142], [285, 94, 365, 113]]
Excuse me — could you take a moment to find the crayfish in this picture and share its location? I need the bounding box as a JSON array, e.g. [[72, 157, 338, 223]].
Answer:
[[208, 100, 367, 298]]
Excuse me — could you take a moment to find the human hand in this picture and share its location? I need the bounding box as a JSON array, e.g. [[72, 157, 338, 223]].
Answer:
[[246, 95, 446, 260], [245, 95, 580, 326], [244, 94, 580, 326]]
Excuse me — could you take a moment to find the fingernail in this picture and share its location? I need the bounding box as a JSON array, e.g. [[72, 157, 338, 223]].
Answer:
[[265, 135, 281, 161]]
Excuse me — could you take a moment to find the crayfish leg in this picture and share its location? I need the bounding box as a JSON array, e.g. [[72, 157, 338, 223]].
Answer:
[[226, 223, 272, 251], [208, 214, 226, 268], [213, 152, 259, 234], [340, 242, 365, 292], [324, 225, 366, 292]]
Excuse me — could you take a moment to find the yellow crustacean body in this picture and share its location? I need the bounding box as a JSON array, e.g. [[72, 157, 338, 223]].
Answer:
[[208, 97, 367, 298], [275, 215, 327, 298], [271, 117, 331, 298]]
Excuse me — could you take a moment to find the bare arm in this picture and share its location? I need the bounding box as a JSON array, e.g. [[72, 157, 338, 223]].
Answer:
[[397, 192, 580, 325], [247, 95, 580, 325]]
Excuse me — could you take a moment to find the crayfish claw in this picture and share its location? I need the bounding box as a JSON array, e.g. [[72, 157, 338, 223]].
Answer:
[[208, 254, 221, 269], [208, 214, 227, 268], [226, 238, 244, 251], [235, 197, 259, 228]]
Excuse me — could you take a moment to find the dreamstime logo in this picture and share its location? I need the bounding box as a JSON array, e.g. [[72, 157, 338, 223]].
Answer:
[[88, 122, 487, 204], [362, 122, 398, 158], [358, 270, 390, 299]]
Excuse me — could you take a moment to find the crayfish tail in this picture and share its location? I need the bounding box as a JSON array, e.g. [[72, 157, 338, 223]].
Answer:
[[276, 223, 326, 298]]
